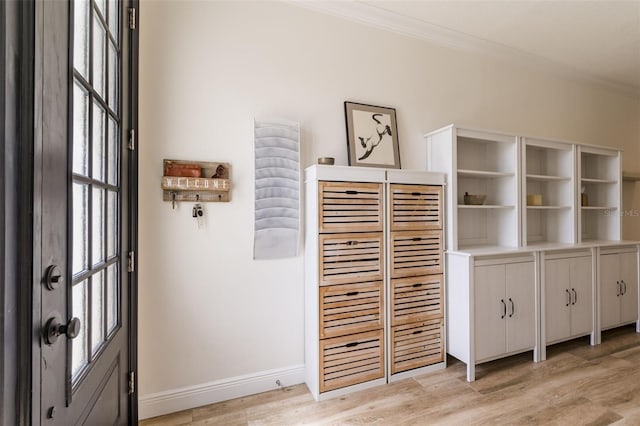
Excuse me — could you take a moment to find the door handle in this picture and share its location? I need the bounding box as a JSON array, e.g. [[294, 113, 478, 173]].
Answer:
[[566, 289, 571, 306], [616, 281, 621, 297], [509, 298, 514, 317], [571, 288, 577, 305], [44, 316, 81, 345], [500, 299, 506, 319], [622, 280, 627, 295]]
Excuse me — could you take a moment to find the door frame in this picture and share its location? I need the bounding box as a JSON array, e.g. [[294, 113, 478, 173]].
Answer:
[[2, 0, 139, 423]]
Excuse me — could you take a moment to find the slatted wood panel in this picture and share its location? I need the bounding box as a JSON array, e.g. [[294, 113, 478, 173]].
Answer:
[[390, 231, 442, 278], [318, 182, 383, 233], [319, 330, 384, 393], [391, 319, 444, 374], [319, 233, 384, 285], [390, 275, 443, 326], [389, 184, 443, 231], [320, 281, 384, 339]]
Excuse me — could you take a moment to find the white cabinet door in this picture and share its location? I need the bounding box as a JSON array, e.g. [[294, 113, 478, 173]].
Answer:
[[506, 262, 535, 353], [545, 259, 571, 343], [474, 265, 506, 361], [600, 254, 620, 329], [570, 256, 593, 336], [620, 252, 639, 324]]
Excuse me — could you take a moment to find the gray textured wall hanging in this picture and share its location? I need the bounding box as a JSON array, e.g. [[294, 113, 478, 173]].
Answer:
[[253, 119, 301, 259]]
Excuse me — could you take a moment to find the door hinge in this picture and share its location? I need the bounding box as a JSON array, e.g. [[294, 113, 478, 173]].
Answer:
[[128, 129, 135, 151], [128, 7, 136, 30], [127, 251, 135, 273], [128, 371, 135, 394]]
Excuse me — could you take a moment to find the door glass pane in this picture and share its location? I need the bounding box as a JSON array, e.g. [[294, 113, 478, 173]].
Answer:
[[107, 190, 117, 258], [107, 264, 118, 333], [91, 270, 105, 353], [108, 41, 118, 111], [72, 183, 88, 275], [107, 117, 118, 185], [92, 102, 105, 181], [73, 0, 89, 77], [73, 82, 89, 176], [108, 0, 119, 41], [92, 187, 104, 265], [93, 16, 106, 99], [72, 281, 88, 378]]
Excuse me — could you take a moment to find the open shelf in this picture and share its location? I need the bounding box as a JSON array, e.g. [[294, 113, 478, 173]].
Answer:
[[581, 178, 617, 184], [526, 174, 571, 182], [526, 205, 571, 210], [458, 169, 515, 178], [581, 206, 617, 211], [459, 205, 514, 209]]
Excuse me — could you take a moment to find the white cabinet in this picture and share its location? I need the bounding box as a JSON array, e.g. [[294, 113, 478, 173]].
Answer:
[[447, 252, 537, 382], [475, 262, 536, 361], [543, 253, 593, 345], [600, 248, 639, 329]]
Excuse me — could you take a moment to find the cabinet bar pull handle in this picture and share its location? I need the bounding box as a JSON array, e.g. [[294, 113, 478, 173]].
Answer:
[[413, 330, 423, 335], [346, 240, 359, 246], [571, 288, 577, 305], [500, 299, 506, 319], [566, 289, 571, 306], [616, 281, 621, 297], [345, 291, 359, 297], [509, 298, 514, 317], [345, 342, 359, 348], [412, 283, 423, 288], [345, 190, 358, 195], [411, 192, 421, 196], [622, 280, 627, 295]]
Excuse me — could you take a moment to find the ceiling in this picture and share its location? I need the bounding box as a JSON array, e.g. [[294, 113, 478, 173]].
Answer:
[[296, 0, 640, 95]]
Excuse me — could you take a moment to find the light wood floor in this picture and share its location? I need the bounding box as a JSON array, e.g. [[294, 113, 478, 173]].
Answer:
[[140, 325, 640, 425]]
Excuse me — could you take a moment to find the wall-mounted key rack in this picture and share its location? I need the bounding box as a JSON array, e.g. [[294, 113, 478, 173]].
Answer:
[[162, 159, 231, 204]]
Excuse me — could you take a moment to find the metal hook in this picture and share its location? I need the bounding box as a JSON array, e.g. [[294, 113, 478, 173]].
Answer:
[[171, 192, 177, 210], [196, 193, 200, 202]]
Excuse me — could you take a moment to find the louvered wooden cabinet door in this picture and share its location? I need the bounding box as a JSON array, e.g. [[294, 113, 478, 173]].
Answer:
[[390, 230, 442, 278], [319, 330, 384, 393], [389, 184, 443, 231], [319, 281, 384, 339], [390, 318, 444, 374], [319, 233, 384, 285], [390, 275, 443, 326], [318, 181, 383, 233]]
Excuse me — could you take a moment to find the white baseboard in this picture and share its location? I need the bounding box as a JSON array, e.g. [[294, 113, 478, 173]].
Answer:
[[138, 364, 305, 420]]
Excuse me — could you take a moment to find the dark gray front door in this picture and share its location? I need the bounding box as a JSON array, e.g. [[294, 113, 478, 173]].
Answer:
[[35, 0, 137, 424]]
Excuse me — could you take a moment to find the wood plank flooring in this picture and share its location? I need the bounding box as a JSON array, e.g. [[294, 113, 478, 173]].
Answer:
[[140, 325, 640, 425]]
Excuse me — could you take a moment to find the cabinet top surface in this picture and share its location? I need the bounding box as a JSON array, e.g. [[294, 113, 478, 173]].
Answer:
[[305, 165, 445, 185], [448, 240, 640, 257]]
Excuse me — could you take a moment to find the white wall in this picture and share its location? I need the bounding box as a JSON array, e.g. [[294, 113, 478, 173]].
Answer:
[[138, 0, 640, 417]]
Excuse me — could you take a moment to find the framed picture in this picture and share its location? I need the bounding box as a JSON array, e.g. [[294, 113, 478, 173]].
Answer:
[[344, 101, 400, 169]]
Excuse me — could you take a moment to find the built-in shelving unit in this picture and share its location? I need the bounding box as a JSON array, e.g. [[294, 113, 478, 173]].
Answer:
[[578, 146, 621, 242], [426, 126, 519, 251], [521, 138, 575, 245]]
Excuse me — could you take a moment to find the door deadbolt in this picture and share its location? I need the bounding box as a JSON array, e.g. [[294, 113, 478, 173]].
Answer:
[[44, 317, 81, 345], [45, 265, 64, 290]]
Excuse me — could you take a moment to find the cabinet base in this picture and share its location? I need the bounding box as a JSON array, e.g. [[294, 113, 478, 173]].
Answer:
[[309, 378, 387, 402], [388, 361, 446, 383]]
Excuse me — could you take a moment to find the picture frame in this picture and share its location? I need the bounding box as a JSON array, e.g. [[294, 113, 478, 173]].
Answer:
[[344, 101, 400, 169]]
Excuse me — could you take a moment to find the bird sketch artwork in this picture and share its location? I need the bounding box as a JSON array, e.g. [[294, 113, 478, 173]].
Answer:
[[353, 110, 395, 166]]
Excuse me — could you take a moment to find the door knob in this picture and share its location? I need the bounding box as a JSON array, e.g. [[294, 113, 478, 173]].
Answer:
[[45, 265, 64, 290], [44, 317, 81, 345]]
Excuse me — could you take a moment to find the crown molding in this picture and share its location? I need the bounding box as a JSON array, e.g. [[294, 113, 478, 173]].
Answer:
[[289, 0, 640, 97]]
